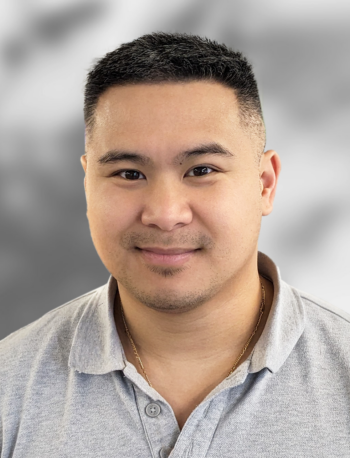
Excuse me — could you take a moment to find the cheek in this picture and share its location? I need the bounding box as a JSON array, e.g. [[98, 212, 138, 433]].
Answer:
[[87, 186, 137, 247], [202, 181, 261, 246]]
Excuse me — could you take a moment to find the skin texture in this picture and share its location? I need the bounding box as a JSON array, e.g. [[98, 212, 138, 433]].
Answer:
[[81, 81, 281, 429]]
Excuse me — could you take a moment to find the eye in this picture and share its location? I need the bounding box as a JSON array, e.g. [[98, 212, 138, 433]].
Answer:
[[113, 170, 146, 180], [112, 165, 216, 180], [187, 166, 215, 177]]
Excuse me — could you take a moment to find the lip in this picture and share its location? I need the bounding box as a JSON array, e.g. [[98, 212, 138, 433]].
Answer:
[[137, 247, 197, 255], [136, 247, 198, 266]]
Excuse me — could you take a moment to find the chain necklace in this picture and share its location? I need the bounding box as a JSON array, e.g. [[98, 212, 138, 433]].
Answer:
[[120, 277, 265, 388]]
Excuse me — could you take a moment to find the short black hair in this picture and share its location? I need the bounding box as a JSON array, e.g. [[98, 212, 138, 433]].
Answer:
[[84, 32, 265, 161]]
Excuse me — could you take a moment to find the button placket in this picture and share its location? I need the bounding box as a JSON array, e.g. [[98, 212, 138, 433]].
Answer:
[[133, 387, 179, 457]]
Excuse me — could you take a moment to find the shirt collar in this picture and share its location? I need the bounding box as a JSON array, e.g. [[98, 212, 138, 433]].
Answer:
[[68, 276, 126, 374], [249, 251, 305, 374], [68, 251, 305, 375]]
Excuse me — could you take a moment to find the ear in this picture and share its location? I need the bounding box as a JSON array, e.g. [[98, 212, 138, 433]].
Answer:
[[80, 154, 88, 193], [259, 150, 281, 216]]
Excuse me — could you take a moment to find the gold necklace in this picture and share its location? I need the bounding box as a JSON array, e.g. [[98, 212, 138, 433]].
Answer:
[[120, 277, 265, 388]]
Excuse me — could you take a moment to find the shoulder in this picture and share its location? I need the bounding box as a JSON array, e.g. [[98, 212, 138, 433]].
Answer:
[[295, 286, 350, 324], [0, 285, 104, 388], [291, 284, 350, 356]]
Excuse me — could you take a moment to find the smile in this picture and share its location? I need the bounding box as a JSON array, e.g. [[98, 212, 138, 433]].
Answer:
[[136, 247, 199, 266]]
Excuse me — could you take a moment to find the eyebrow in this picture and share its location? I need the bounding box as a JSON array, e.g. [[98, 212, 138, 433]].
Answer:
[[96, 142, 235, 167]]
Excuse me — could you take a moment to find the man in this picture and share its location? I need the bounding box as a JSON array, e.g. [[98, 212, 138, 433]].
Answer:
[[1, 33, 349, 458]]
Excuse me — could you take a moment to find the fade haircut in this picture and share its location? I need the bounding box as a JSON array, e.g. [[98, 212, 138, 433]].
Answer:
[[84, 32, 266, 164]]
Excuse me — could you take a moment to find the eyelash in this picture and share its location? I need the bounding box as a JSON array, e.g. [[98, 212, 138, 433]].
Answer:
[[112, 166, 217, 180]]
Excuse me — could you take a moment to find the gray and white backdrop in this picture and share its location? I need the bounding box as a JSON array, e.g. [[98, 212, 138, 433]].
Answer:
[[1, 0, 349, 340]]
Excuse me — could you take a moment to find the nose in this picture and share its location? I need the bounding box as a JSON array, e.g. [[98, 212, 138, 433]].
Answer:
[[141, 179, 193, 231]]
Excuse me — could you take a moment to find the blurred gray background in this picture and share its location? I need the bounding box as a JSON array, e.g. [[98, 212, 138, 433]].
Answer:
[[1, 0, 349, 340]]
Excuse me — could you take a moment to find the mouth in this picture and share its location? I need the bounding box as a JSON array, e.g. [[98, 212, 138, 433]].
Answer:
[[135, 247, 200, 266], [136, 247, 199, 254]]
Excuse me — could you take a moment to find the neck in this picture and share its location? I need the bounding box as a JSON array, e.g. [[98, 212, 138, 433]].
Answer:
[[114, 270, 274, 375]]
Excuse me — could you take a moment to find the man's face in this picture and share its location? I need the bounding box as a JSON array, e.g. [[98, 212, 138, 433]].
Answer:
[[81, 81, 275, 314]]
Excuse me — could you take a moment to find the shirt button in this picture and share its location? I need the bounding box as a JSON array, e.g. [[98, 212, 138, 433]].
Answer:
[[145, 402, 161, 417], [159, 446, 173, 457]]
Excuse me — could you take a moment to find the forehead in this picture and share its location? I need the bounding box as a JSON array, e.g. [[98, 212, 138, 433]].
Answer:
[[94, 81, 240, 133], [88, 81, 251, 161]]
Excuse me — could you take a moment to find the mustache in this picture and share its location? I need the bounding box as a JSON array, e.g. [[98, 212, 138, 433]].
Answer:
[[119, 231, 214, 250]]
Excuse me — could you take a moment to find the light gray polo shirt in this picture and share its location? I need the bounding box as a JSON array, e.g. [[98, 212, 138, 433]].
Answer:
[[1, 251, 350, 457]]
